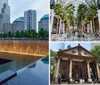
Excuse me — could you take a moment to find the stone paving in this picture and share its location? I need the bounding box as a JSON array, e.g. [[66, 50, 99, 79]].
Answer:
[[51, 34, 100, 41]]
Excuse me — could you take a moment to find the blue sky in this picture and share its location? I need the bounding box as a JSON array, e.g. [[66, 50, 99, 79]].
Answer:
[[50, 43, 92, 51], [8, 0, 49, 23]]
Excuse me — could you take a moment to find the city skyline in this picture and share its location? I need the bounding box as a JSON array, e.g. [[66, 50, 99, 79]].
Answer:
[[9, 0, 49, 23]]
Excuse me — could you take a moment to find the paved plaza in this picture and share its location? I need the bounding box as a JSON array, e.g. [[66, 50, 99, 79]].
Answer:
[[51, 34, 100, 41]]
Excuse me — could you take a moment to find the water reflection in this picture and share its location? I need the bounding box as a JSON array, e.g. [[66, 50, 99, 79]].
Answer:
[[0, 52, 41, 73], [7, 56, 49, 85]]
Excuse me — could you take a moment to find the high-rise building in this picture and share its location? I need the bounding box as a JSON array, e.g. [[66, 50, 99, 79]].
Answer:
[[24, 10, 37, 31], [0, 0, 10, 32], [38, 14, 49, 32]]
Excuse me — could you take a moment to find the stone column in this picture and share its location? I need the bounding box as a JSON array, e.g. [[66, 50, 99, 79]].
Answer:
[[69, 59, 72, 81], [87, 61, 92, 82], [96, 63, 100, 79], [55, 57, 61, 83]]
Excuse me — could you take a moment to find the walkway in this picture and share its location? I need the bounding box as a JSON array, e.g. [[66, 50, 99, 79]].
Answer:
[[51, 34, 100, 41]]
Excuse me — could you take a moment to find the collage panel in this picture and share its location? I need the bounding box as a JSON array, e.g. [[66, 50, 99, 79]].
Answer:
[[50, 0, 100, 41], [50, 43, 100, 84], [0, 0, 49, 85]]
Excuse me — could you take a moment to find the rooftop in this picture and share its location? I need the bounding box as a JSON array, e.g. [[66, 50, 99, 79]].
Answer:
[[13, 17, 24, 23], [41, 14, 49, 20]]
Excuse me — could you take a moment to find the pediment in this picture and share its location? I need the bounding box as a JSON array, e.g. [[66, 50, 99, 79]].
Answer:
[[63, 46, 94, 57]]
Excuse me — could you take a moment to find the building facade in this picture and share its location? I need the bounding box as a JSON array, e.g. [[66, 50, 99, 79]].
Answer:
[[3, 23, 12, 33], [12, 17, 24, 33], [55, 44, 100, 83], [0, 0, 10, 32], [24, 10, 37, 31], [38, 14, 49, 32]]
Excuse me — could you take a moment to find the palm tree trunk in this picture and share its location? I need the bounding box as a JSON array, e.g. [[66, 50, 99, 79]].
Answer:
[[92, 17, 95, 33], [56, 18, 59, 34]]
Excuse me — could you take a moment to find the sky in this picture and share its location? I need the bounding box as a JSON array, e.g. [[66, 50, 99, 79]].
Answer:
[[8, 0, 49, 23], [50, 43, 92, 51]]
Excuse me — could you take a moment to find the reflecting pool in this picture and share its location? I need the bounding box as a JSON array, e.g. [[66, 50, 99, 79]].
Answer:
[[7, 56, 49, 85], [0, 52, 41, 73]]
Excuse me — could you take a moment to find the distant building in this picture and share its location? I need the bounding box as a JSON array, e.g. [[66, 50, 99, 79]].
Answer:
[[0, 0, 10, 32], [38, 14, 49, 32], [3, 23, 12, 33], [24, 10, 37, 31], [12, 17, 24, 33]]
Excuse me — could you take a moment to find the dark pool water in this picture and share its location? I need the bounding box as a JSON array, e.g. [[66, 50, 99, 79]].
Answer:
[[0, 52, 41, 73], [7, 56, 49, 85]]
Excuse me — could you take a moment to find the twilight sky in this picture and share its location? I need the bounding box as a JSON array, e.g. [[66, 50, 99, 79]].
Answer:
[[8, 0, 49, 23]]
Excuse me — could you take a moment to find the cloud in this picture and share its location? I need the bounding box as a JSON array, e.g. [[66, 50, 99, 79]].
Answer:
[[9, 0, 49, 23]]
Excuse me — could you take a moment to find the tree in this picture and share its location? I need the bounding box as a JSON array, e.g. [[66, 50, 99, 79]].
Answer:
[[15, 31, 21, 38], [86, 4, 98, 33], [38, 28, 45, 38], [91, 45, 100, 63], [54, 3, 64, 34], [8, 31, 13, 38], [65, 4, 75, 35], [50, 49, 57, 80], [77, 4, 87, 34]]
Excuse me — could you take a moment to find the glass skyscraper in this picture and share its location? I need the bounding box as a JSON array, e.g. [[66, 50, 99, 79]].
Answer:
[[24, 10, 37, 31], [0, 0, 10, 32]]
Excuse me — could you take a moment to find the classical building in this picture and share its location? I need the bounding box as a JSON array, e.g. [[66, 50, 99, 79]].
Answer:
[[24, 10, 37, 31], [0, 0, 10, 32], [38, 14, 49, 32], [55, 44, 100, 83]]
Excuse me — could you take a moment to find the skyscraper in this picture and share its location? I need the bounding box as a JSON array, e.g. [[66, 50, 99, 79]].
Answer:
[[24, 10, 37, 31], [0, 0, 10, 32]]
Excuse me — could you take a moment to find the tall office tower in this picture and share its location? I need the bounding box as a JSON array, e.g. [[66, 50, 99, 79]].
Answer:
[[0, 0, 10, 32], [24, 10, 37, 31]]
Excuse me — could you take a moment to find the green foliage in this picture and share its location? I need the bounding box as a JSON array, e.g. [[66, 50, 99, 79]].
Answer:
[[0, 28, 48, 39], [38, 28, 48, 38], [50, 49, 57, 77], [50, 49, 57, 57], [91, 45, 100, 63], [54, 3, 75, 28]]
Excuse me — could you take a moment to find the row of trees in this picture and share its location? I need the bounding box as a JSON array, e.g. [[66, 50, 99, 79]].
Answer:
[[0, 28, 49, 39], [54, 3, 75, 34], [77, 4, 98, 33], [54, 3, 98, 34]]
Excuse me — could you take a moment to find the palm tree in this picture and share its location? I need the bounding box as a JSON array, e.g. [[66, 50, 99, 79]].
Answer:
[[86, 4, 98, 33], [65, 4, 75, 35], [77, 4, 87, 34], [54, 3, 64, 34]]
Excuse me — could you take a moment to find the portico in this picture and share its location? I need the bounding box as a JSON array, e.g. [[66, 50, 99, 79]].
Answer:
[[54, 44, 100, 83]]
